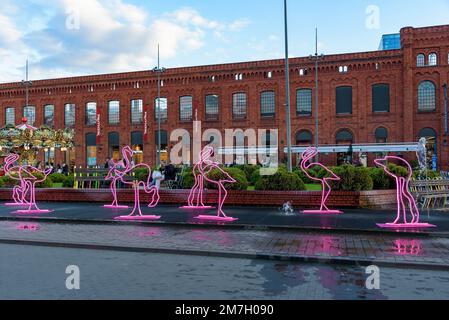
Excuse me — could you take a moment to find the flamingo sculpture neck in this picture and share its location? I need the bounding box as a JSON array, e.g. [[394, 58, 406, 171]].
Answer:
[[300, 147, 343, 214]]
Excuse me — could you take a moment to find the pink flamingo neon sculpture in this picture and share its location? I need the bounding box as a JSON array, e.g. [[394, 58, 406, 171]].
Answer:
[[180, 147, 214, 210], [4, 154, 30, 206], [103, 162, 129, 209], [4, 153, 52, 214], [113, 146, 161, 221], [374, 156, 435, 229], [300, 147, 343, 214], [193, 146, 238, 222]]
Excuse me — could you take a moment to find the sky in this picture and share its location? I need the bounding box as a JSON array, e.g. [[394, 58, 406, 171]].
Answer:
[[1, 0, 449, 83]]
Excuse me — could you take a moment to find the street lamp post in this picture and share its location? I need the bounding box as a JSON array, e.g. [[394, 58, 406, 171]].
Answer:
[[284, 0, 292, 172], [21, 60, 32, 115], [152, 45, 166, 167], [309, 28, 324, 160], [443, 83, 448, 135]]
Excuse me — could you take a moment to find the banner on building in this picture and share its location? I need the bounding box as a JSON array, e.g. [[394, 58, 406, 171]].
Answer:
[[143, 105, 149, 141], [96, 108, 101, 144]]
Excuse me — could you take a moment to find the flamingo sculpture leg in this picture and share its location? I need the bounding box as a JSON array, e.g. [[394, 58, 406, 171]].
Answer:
[[181, 149, 214, 210], [375, 156, 436, 229], [113, 146, 161, 221], [300, 147, 343, 214], [193, 146, 237, 222], [103, 165, 129, 209]]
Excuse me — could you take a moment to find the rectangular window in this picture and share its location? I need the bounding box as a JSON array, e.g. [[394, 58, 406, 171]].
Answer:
[[232, 92, 247, 120], [23, 106, 36, 125], [179, 96, 193, 121], [336, 86, 353, 115], [65, 104, 75, 127], [5, 107, 15, 125], [108, 101, 120, 125], [260, 91, 276, 118], [296, 89, 312, 116], [44, 105, 55, 127], [155, 98, 168, 121], [86, 102, 97, 125], [205, 95, 219, 120], [131, 99, 143, 124], [372, 84, 390, 113]]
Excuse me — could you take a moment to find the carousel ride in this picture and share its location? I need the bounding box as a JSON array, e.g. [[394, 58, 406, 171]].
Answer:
[[1, 118, 75, 214]]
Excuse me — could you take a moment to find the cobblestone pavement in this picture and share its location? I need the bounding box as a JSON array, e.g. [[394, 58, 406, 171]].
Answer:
[[1, 221, 449, 267], [1, 244, 449, 300]]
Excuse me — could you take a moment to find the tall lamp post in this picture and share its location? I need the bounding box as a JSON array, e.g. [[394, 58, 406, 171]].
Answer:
[[152, 45, 166, 167], [443, 83, 448, 136], [21, 60, 32, 117], [284, 0, 292, 172], [309, 29, 324, 160]]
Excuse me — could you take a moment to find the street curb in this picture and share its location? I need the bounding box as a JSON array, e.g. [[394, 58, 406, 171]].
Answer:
[[1, 237, 449, 271], [0, 216, 443, 238]]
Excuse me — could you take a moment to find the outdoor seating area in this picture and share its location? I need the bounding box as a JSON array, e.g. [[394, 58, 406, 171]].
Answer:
[[411, 178, 449, 209]]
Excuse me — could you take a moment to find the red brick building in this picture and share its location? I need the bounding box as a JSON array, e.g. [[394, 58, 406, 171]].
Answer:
[[0, 24, 448, 169]]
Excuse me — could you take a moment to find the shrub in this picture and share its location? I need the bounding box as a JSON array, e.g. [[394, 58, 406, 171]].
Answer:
[[63, 175, 75, 188], [330, 165, 373, 191], [205, 167, 249, 191], [368, 168, 391, 190], [33, 172, 53, 188], [413, 170, 441, 180], [49, 173, 66, 183], [255, 170, 306, 191], [181, 168, 195, 189], [0, 175, 17, 187], [235, 164, 260, 182], [133, 167, 149, 182], [250, 169, 261, 185]]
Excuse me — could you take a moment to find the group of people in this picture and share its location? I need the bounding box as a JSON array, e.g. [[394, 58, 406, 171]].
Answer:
[[34, 161, 70, 175], [103, 157, 179, 190]]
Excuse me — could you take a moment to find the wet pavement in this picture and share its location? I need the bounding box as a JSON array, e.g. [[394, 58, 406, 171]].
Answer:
[[0, 201, 447, 235], [1, 243, 449, 300], [1, 221, 449, 268]]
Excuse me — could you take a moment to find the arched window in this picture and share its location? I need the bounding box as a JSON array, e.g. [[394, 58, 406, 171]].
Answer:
[[85, 133, 97, 166], [417, 54, 425, 67], [336, 129, 354, 143], [131, 131, 143, 164], [372, 84, 390, 113], [375, 127, 388, 143], [336, 86, 353, 115], [155, 97, 168, 121], [108, 132, 120, 160], [296, 89, 312, 116], [155, 130, 168, 163], [418, 81, 436, 111], [429, 53, 438, 66], [260, 91, 276, 118], [296, 130, 313, 145], [205, 94, 219, 120], [108, 101, 120, 125], [5, 107, 15, 126], [44, 105, 55, 127], [85, 102, 97, 125], [232, 92, 247, 120], [179, 96, 193, 122]]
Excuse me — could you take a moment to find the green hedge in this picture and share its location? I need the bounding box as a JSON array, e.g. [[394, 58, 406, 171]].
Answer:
[[182, 167, 249, 190], [255, 167, 306, 191], [329, 165, 374, 191]]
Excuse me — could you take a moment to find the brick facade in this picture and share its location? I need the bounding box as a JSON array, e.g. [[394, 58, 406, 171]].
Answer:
[[1, 24, 449, 168]]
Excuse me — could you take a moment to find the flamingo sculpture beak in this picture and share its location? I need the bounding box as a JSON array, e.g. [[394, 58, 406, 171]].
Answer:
[[374, 157, 388, 169]]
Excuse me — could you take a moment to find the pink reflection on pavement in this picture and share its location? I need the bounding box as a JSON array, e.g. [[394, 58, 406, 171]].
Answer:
[[14, 223, 41, 232], [127, 227, 162, 238], [299, 235, 343, 257], [393, 239, 423, 256], [190, 229, 234, 247]]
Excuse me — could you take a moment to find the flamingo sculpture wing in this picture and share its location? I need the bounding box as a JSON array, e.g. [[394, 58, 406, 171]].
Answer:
[[13, 164, 53, 214], [4, 154, 29, 206], [300, 147, 343, 214], [193, 146, 238, 222], [113, 146, 160, 221], [374, 156, 435, 229]]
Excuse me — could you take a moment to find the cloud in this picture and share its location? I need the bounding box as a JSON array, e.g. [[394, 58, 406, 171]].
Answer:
[[228, 18, 251, 32], [0, 0, 244, 82]]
